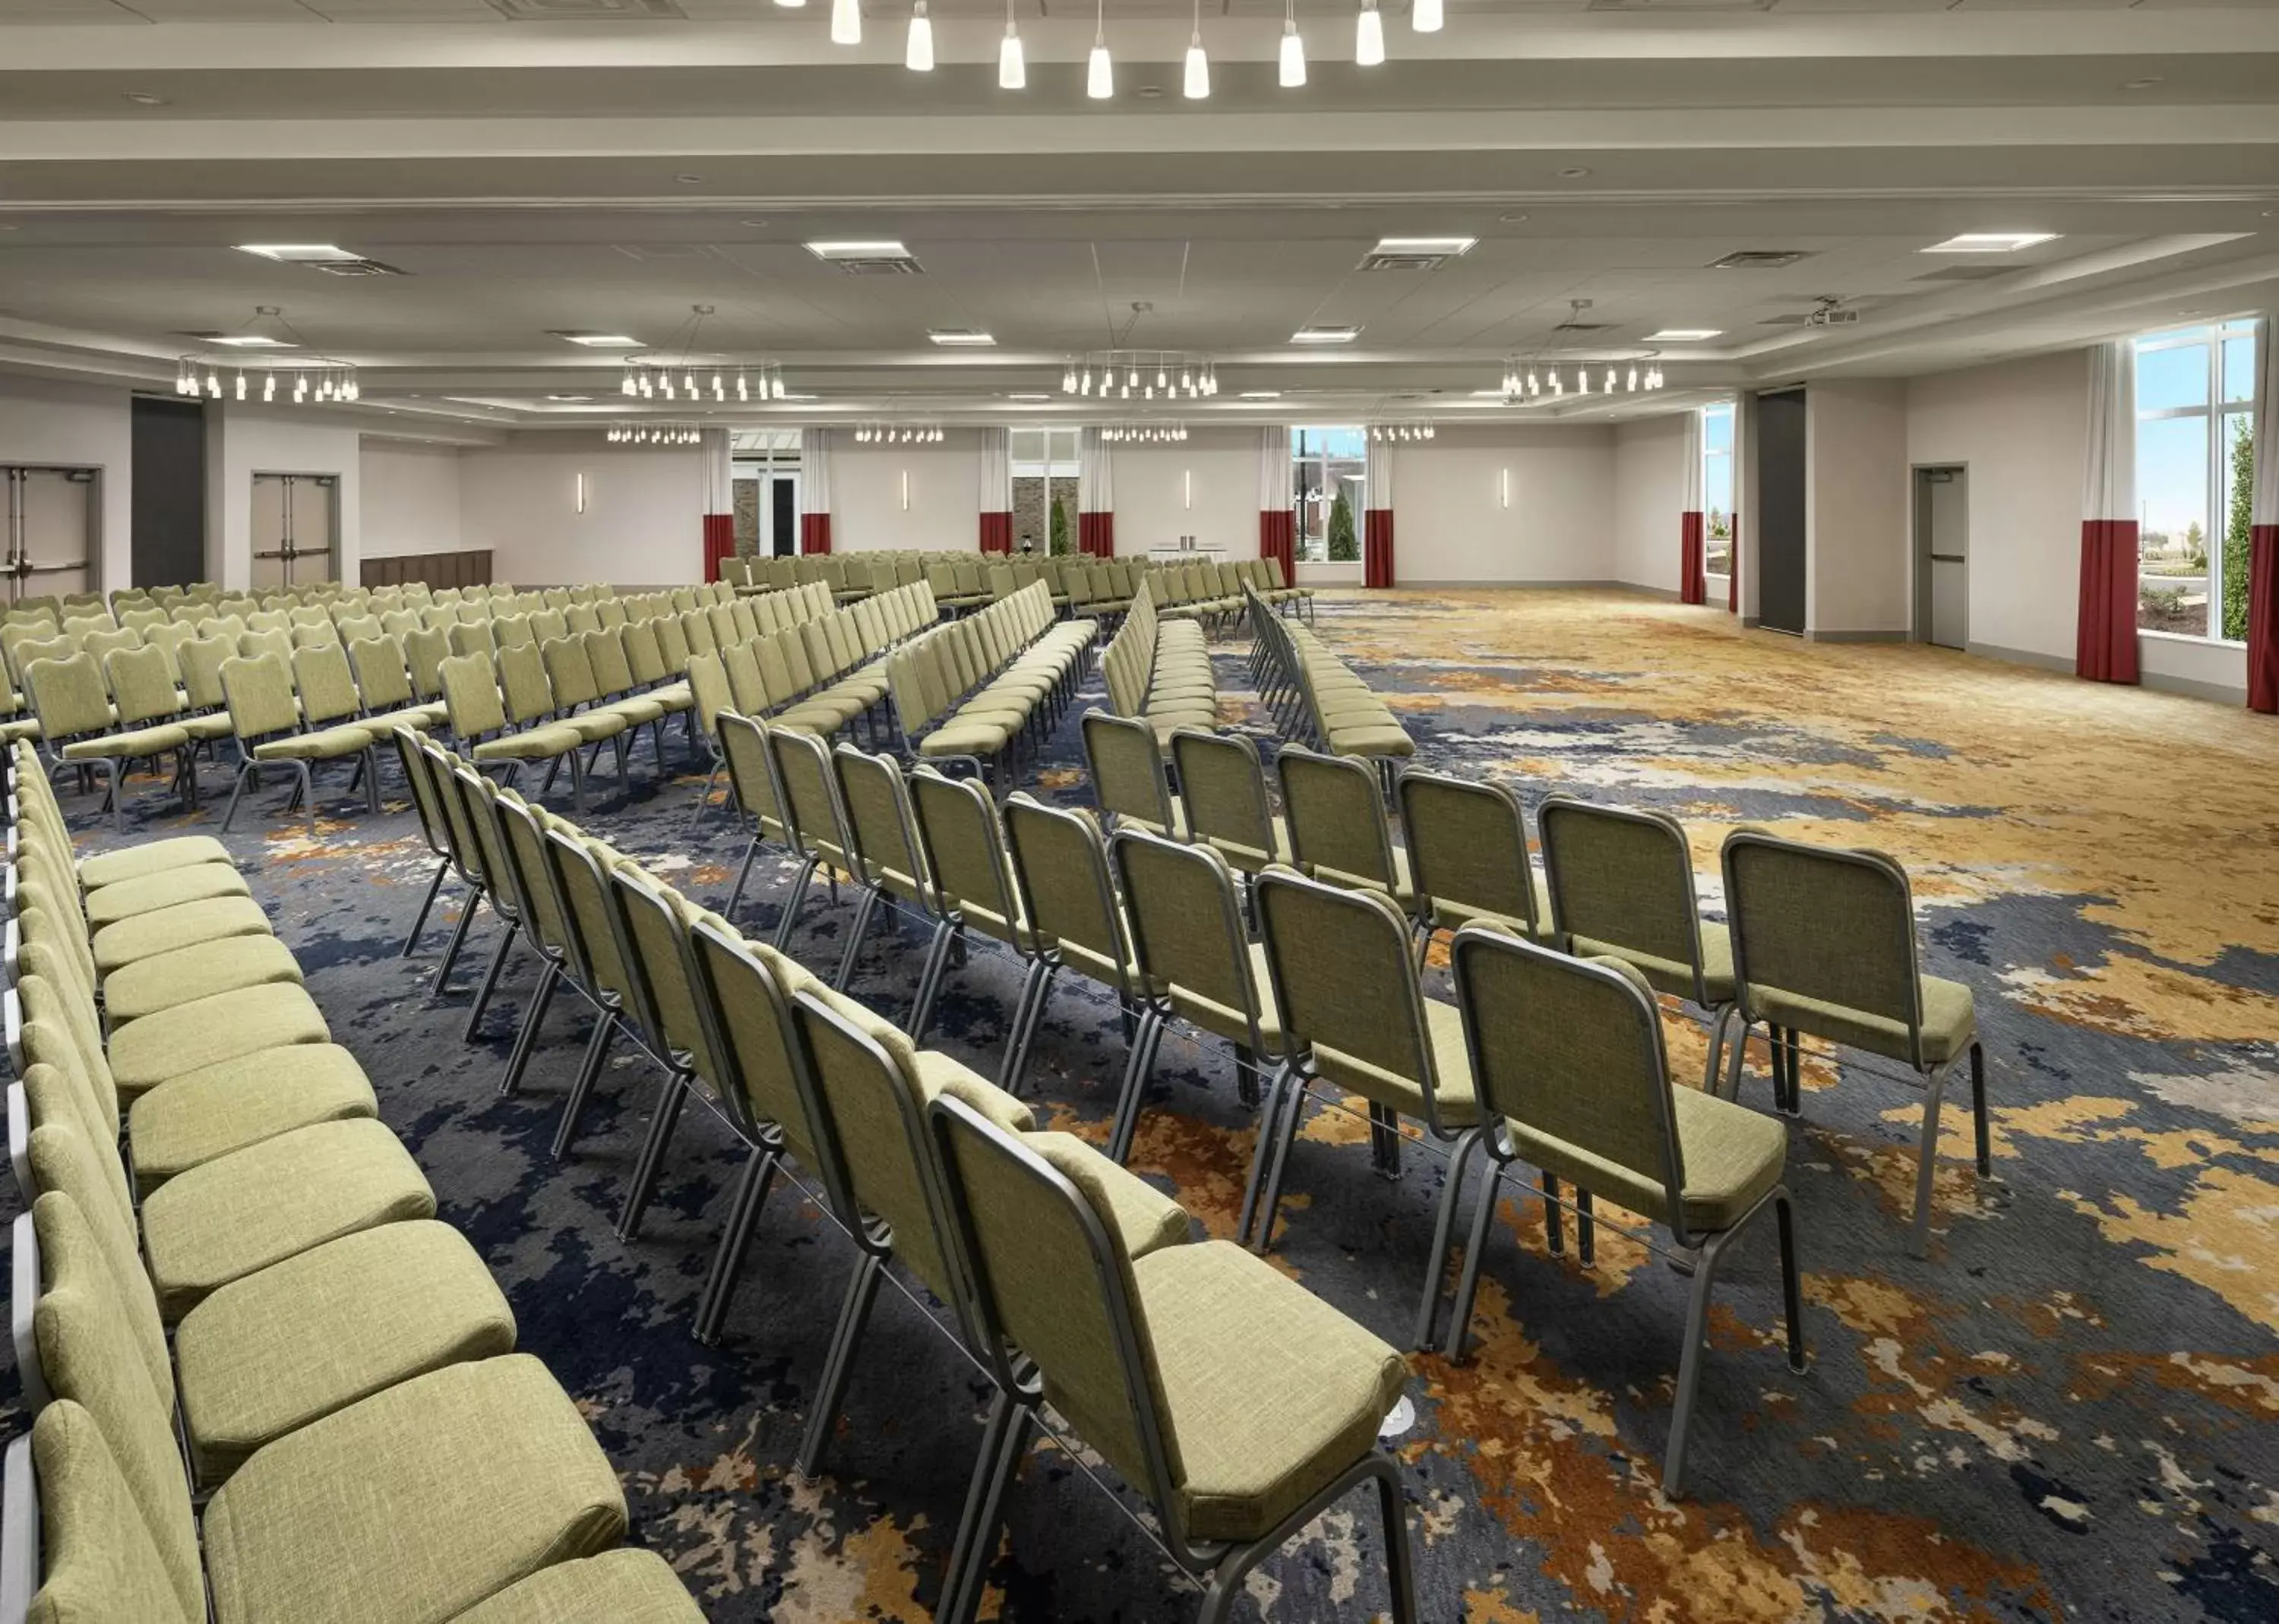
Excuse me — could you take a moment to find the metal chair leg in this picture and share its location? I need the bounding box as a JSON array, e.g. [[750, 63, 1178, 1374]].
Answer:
[[725, 836, 761, 917], [430, 889, 482, 998], [1969, 1041, 1991, 1175], [832, 886, 881, 991], [618, 1065, 692, 1241], [1411, 1126, 1481, 1352], [1908, 1061, 1952, 1259], [552, 1010, 617, 1158], [1235, 1063, 1298, 1244], [994, 957, 1051, 1095], [906, 917, 957, 1041], [1775, 1189, 1807, 1374], [1661, 1227, 1733, 1499], [462, 919, 520, 1041], [1447, 1156, 1508, 1365], [999, 962, 1055, 1098], [770, 856, 820, 953], [1373, 1454, 1421, 1624], [401, 860, 450, 957], [1105, 1006, 1165, 1165], [796, 1248, 885, 1479], [935, 1392, 1035, 1624], [219, 761, 254, 833], [1251, 1072, 1310, 1253], [498, 962, 559, 1096], [693, 1144, 779, 1345]]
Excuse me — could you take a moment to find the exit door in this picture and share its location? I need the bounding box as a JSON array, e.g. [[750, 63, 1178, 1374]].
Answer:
[[2, 466, 100, 605], [1914, 466, 1968, 649], [251, 472, 338, 588], [770, 475, 798, 558]]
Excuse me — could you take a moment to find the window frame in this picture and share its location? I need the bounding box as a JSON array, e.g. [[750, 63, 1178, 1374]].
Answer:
[[2133, 319, 2258, 646], [1700, 401, 1736, 580], [1291, 425, 1367, 564]]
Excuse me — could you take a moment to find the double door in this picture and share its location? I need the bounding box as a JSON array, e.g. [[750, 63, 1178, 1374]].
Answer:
[[2, 465, 100, 605], [251, 472, 338, 588]]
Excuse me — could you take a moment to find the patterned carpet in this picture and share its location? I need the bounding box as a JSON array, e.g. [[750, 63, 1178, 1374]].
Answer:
[[7, 587, 2276, 1623]]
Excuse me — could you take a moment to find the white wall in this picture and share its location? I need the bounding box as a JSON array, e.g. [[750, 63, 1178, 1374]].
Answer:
[[459, 432, 704, 586], [1111, 431, 1260, 557], [206, 406, 364, 589], [1808, 378, 1911, 637], [1613, 414, 1688, 593], [0, 376, 135, 592], [832, 435, 982, 551], [359, 440, 463, 559], [1396, 425, 1619, 584]]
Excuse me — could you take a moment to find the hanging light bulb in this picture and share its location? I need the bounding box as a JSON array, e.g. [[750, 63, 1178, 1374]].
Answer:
[[1605, 367, 1617, 393], [1184, 5, 1209, 101], [1063, 361, 1078, 393], [1156, 363, 1168, 389], [1144, 383, 1154, 400], [1412, 0, 1441, 32], [1279, 5, 1306, 88], [999, 0, 1025, 89], [683, 368, 698, 394], [346, 376, 360, 402], [906, 0, 934, 71], [1088, 0, 1113, 98], [1626, 365, 1639, 392], [1356, 0, 1384, 66], [832, 0, 861, 44]]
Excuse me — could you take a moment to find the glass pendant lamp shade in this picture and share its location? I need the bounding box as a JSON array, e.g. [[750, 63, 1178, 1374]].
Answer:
[[1412, 0, 1440, 31], [1184, 33, 1209, 98], [1000, 24, 1026, 88], [1279, 16, 1306, 87], [906, 2, 933, 71], [831, 0, 861, 45], [1088, 40, 1113, 98], [1356, 2, 1384, 66]]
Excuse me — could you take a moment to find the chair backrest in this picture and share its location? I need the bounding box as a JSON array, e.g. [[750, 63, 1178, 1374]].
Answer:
[[1169, 728, 1279, 871], [908, 766, 1023, 941], [766, 724, 850, 867], [346, 635, 416, 711], [1080, 710, 1177, 833], [586, 627, 639, 697], [289, 641, 364, 728], [652, 614, 691, 675], [217, 652, 304, 741], [1108, 827, 1260, 1039], [389, 727, 454, 861], [1400, 770, 1541, 937], [831, 745, 930, 906], [1003, 795, 1133, 998], [177, 636, 234, 711], [102, 645, 182, 729], [605, 863, 717, 1069], [1255, 867, 1456, 1132], [1538, 795, 1711, 1003], [23, 654, 113, 742], [1720, 829, 1926, 1060], [539, 826, 635, 1005], [621, 620, 668, 687], [1278, 745, 1400, 894], [403, 627, 452, 700], [495, 642, 558, 727], [437, 650, 508, 738], [1449, 927, 1694, 1237], [684, 918, 823, 1161]]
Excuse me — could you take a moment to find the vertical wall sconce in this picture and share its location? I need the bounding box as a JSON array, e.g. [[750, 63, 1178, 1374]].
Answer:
[[575, 472, 589, 514], [1498, 467, 1509, 509], [900, 469, 910, 511], [1184, 469, 1193, 510]]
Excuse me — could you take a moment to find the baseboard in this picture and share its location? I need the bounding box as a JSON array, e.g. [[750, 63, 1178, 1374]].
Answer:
[[1807, 628, 1909, 644], [2145, 670, 2249, 706], [1397, 579, 1682, 597], [1968, 640, 2073, 675]]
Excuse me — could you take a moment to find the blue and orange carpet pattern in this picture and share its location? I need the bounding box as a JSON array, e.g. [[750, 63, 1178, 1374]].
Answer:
[[5, 587, 2275, 1622]]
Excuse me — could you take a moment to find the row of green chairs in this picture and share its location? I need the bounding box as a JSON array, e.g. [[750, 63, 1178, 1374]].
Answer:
[[0, 744, 702, 1621], [1100, 580, 1219, 745], [883, 581, 1096, 788], [396, 735, 1418, 1622], [1244, 582, 1414, 783]]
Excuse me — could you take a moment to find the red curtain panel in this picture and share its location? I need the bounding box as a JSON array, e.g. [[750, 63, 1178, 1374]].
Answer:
[[800, 513, 833, 555], [701, 513, 734, 583], [2249, 525, 2278, 713], [1079, 512, 1115, 558], [1364, 509, 1395, 589], [1680, 510, 1706, 605], [1260, 510, 1295, 586], [2075, 519, 2141, 684], [978, 512, 1013, 554], [1727, 510, 1740, 612]]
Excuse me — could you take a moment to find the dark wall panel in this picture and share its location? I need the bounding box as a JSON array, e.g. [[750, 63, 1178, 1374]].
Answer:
[[130, 397, 206, 589], [1755, 389, 1808, 636], [362, 548, 493, 589]]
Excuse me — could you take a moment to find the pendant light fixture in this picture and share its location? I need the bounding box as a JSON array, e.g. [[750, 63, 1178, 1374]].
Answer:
[[1412, 0, 1440, 33], [1087, 0, 1113, 99], [906, 0, 934, 71], [999, 0, 1026, 89], [831, 0, 861, 45], [1355, 0, 1384, 67], [1279, 1, 1307, 88], [1184, 0, 1209, 99]]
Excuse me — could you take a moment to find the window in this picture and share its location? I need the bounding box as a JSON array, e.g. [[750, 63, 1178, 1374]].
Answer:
[[1292, 426, 1367, 562], [731, 429, 802, 558], [1012, 428, 1079, 557], [2135, 321, 2258, 640], [1702, 402, 1735, 577]]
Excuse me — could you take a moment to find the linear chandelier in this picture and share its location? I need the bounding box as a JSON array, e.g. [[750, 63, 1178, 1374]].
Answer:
[[173, 305, 360, 404], [1497, 358, 1667, 402], [854, 422, 944, 444], [1065, 352, 1217, 400], [1102, 422, 1188, 443], [616, 304, 792, 404], [842, 0, 1445, 99], [1367, 422, 1434, 441], [608, 422, 703, 445]]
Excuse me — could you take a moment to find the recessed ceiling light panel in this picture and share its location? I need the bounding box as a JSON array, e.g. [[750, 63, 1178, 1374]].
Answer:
[[549, 331, 644, 347], [210, 335, 297, 349], [927, 329, 997, 346], [238, 245, 360, 263], [1644, 329, 1721, 342], [1239, 390, 1283, 399], [1291, 326, 1361, 344], [806, 240, 924, 275], [1922, 233, 2059, 254]]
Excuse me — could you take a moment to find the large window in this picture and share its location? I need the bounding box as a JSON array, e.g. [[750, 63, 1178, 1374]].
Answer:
[[1012, 428, 1079, 556], [1292, 426, 1366, 562], [2135, 321, 2258, 640], [1702, 402, 1735, 577], [730, 428, 801, 558]]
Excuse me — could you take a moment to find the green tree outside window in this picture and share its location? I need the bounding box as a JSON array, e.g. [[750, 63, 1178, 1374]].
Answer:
[[1327, 488, 1359, 562], [1049, 495, 1072, 557], [2222, 415, 2254, 643]]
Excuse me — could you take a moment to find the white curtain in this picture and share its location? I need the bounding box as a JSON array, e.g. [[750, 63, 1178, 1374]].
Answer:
[[978, 426, 1012, 512], [1259, 426, 1291, 509], [2255, 317, 2277, 532], [1364, 434, 1395, 510], [800, 426, 833, 515], [1727, 395, 1748, 608], [2081, 340, 2137, 523], [1680, 409, 1704, 512], [1079, 425, 1114, 513]]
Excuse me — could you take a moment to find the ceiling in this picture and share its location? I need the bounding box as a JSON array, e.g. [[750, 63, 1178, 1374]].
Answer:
[[1, 0, 2274, 436]]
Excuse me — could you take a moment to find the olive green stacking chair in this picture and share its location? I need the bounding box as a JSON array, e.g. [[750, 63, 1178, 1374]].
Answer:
[[716, 709, 791, 918], [1277, 744, 1416, 911], [1399, 769, 1557, 957], [346, 633, 450, 737], [1105, 826, 1285, 1164], [0, 660, 45, 748], [906, 766, 1038, 1067], [1000, 794, 1146, 1099], [764, 722, 856, 954], [403, 624, 453, 706], [24, 652, 195, 833], [536, 826, 666, 1164], [215, 652, 380, 831], [1247, 867, 1485, 1343], [388, 726, 461, 956], [407, 735, 501, 996], [441, 649, 591, 812], [177, 633, 237, 727], [1170, 727, 1291, 881], [1536, 795, 1738, 1091], [925, 1095, 1417, 1624], [583, 626, 669, 768], [539, 635, 634, 789], [1719, 828, 1991, 1258], [443, 760, 548, 1044], [1436, 927, 1805, 1496], [103, 643, 232, 788], [485, 788, 591, 1100], [828, 743, 940, 998], [683, 652, 734, 827], [287, 642, 400, 791], [1081, 709, 1186, 837]]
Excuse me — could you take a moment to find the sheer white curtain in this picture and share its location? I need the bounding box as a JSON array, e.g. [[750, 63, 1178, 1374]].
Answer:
[[800, 426, 833, 553], [1078, 426, 1114, 513], [2077, 340, 2139, 683], [1680, 409, 1704, 513], [1364, 434, 1395, 509], [1259, 426, 1291, 509], [978, 426, 1012, 511]]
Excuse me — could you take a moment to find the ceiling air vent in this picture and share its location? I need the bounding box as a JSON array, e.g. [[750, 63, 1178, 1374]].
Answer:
[[309, 259, 404, 278], [1359, 249, 1449, 273], [1712, 249, 1813, 270], [807, 241, 925, 276], [485, 0, 686, 19]]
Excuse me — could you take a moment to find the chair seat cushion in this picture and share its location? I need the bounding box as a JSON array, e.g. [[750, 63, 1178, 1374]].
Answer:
[[472, 725, 583, 763], [919, 722, 1011, 757], [602, 697, 667, 726], [1112, 1240, 1406, 1544], [253, 725, 376, 763], [1510, 1080, 1787, 1234], [1326, 725, 1415, 759], [140, 1118, 437, 1321], [1754, 970, 1976, 1068], [556, 710, 628, 743], [450, 1550, 705, 1624], [106, 982, 332, 1099], [1165, 940, 1284, 1052], [60, 722, 190, 761], [103, 932, 305, 1025], [77, 835, 231, 889], [182, 712, 239, 743], [201, 1355, 626, 1624], [81, 861, 253, 927], [359, 706, 446, 739], [1311, 996, 1480, 1130], [90, 895, 274, 975], [175, 1221, 517, 1485], [127, 1044, 378, 1195]]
